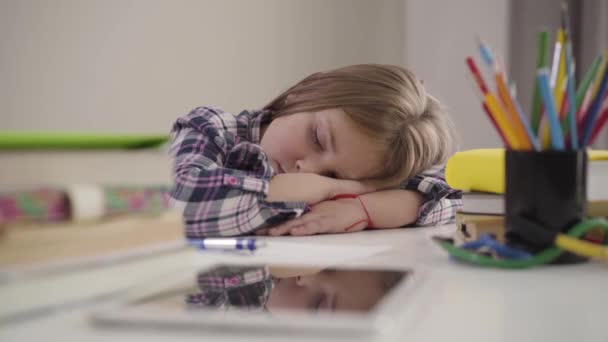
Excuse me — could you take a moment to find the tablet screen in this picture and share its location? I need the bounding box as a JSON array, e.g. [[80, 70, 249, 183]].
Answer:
[[129, 265, 411, 315]]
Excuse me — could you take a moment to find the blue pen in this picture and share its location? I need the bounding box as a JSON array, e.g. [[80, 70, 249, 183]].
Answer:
[[187, 238, 266, 252], [511, 83, 541, 151], [537, 68, 565, 150]]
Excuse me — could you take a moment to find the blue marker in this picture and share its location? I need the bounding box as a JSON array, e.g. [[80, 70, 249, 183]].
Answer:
[[187, 238, 266, 252]]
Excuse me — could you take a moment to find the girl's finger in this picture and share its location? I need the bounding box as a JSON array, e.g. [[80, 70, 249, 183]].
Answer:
[[289, 220, 327, 236], [269, 223, 297, 236], [254, 228, 270, 236], [269, 213, 319, 235]]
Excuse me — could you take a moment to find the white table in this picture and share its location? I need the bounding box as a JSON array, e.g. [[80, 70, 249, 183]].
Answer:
[[1, 225, 607, 342]]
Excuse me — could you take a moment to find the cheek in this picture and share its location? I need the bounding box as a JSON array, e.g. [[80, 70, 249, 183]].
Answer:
[[263, 127, 307, 160], [266, 283, 311, 310]]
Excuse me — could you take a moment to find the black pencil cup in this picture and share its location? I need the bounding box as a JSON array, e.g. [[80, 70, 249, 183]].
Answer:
[[505, 150, 588, 264]]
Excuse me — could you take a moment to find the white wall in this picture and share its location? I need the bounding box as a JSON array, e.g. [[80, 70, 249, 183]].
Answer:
[[0, 0, 404, 133], [403, 0, 510, 150], [2, 0, 519, 152]]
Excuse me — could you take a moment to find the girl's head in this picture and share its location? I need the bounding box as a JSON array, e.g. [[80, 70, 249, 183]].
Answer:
[[260, 64, 454, 182], [266, 269, 407, 313]]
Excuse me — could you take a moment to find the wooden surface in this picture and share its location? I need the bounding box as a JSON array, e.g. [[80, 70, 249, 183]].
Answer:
[[0, 210, 182, 267]]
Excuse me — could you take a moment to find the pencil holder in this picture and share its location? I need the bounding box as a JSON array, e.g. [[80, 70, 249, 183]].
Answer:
[[505, 150, 587, 264]]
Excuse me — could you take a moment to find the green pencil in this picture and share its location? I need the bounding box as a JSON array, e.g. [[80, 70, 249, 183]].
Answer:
[[531, 31, 548, 135], [575, 54, 602, 112], [559, 54, 602, 134]]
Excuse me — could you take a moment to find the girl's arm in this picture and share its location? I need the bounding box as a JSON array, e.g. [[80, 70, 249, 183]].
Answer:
[[263, 189, 422, 236], [263, 167, 463, 236], [265, 173, 375, 204], [360, 168, 463, 228], [358, 189, 423, 228]]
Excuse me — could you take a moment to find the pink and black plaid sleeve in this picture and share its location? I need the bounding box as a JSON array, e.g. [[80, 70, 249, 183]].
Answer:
[[186, 266, 272, 310], [169, 106, 307, 237], [400, 166, 463, 226]]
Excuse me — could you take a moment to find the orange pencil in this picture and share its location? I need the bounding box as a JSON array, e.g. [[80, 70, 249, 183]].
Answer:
[[495, 67, 533, 150], [482, 102, 508, 146], [475, 40, 530, 150], [466, 57, 519, 148]]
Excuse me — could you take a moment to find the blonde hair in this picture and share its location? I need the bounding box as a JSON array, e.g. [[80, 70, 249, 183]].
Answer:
[[263, 64, 455, 181]]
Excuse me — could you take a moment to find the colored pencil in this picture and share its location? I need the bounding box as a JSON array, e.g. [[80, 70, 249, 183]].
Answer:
[[554, 29, 567, 109], [483, 93, 520, 149], [549, 29, 565, 90], [589, 106, 608, 146], [465, 57, 489, 95], [578, 56, 606, 129], [476, 39, 532, 150], [482, 102, 509, 146], [575, 55, 602, 115], [537, 68, 565, 149], [466, 56, 519, 148], [561, 2, 578, 149], [581, 63, 608, 146], [531, 31, 548, 135], [511, 85, 541, 151], [542, 29, 566, 149]]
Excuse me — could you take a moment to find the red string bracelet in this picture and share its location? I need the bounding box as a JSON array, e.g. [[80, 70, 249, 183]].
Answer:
[[330, 193, 375, 229]]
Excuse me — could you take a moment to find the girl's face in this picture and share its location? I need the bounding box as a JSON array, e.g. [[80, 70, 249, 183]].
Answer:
[[260, 108, 385, 180], [266, 270, 390, 312]]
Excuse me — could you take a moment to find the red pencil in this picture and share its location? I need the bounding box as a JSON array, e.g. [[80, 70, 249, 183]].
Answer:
[[589, 107, 608, 146], [466, 57, 489, 95]]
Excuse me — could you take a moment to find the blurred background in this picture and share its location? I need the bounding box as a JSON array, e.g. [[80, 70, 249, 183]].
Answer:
[[1, 0, 607, 151], [1, 1, 607, 327]]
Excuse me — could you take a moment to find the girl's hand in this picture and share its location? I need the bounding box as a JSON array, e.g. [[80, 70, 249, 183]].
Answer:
[[262, 198, 369, 236]]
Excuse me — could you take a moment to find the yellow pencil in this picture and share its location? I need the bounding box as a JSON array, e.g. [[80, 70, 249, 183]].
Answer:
[[542, 28, 566, 149], [484, 93, 521, 149], [554, 29, 567, 110], [495, 70, 532, 150]]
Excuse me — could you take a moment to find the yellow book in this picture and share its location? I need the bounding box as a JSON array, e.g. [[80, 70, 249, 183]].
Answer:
[[445, 149, 608, 197]]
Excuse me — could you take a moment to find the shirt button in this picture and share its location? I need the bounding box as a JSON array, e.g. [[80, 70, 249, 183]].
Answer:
[[226, 277, 239, 286], [213, 136, 225, 147], [227, 176, 238, 185]]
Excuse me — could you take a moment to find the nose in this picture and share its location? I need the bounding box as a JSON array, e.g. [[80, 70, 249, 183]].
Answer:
[[295, 159, 320, 174]]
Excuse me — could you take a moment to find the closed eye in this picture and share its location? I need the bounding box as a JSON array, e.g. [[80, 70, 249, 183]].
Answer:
[[312, 125, 323, 150], [312, 124, 338, 178]]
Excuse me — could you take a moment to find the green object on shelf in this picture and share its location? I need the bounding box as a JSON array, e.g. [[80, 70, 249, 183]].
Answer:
[[0, 132, 169, 150]]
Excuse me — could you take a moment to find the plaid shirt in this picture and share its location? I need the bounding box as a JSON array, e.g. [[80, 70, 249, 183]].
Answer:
[[169, 106, 462, 237], [186, 266, 272, 310]]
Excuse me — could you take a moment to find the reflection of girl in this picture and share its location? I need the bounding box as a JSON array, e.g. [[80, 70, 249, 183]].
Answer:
[[267, 269, 406, 312], [186, 266, 406, 313], [186, 266, 272, 310]]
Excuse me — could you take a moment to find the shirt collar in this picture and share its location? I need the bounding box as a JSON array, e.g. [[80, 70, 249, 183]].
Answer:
[[247, 109, 273, 144]]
